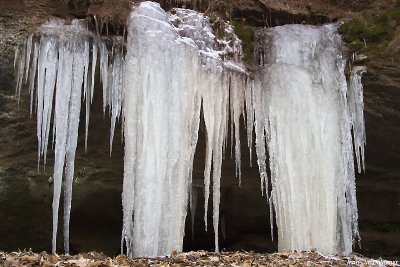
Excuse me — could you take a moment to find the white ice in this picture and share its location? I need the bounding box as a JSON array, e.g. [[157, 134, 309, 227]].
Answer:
[[122, 1, 246, 257], [16, 2, 366, 258], [252, 24, 364, 254], [16, 19, 125, 254]]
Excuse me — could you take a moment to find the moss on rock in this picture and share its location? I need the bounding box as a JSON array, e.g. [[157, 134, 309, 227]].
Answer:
[[232, 21, 254, 66], [339, 5, 400, 54]]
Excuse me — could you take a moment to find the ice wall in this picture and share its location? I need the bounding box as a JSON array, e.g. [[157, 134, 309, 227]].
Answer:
[[252, 24, 365, 254], [122, 2, 246, 257]]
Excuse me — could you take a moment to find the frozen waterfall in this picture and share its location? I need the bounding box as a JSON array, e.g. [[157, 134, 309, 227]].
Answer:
[[14, 0, 365, 258], [253, 24, 365, 254], [122, 2, 246, 257]]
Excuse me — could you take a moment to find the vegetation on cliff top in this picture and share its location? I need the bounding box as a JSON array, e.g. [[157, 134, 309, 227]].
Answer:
[[338, 3, 400, 58], [232, 21, 254, 66]]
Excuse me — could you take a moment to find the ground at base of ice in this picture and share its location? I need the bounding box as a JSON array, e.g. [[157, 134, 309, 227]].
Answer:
[[1, 250, 398, 267]]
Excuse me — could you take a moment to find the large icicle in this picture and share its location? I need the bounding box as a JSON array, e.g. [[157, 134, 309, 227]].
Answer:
[[253, 24, 365, 255], [123, 3, 202, 257], [170, 7, 246, 253], [108, 38, 125, 154], [37, 20, 92, 254], [200, 64, 229, 253], [122, 2, 246, 257]]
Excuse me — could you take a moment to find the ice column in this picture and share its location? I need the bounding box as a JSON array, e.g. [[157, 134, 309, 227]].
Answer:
[[122, 2, 246, 257], [122, 3, 202, 257], [253, 24, 364, 255]]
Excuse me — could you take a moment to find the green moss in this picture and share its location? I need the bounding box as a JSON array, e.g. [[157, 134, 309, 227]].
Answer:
[[384, 9, 400, 20], [232, 21, 254, 65], [349, 40, 365, 51], [339, 4, 400, 55]]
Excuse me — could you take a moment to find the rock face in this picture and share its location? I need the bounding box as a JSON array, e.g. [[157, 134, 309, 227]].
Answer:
[[0, 0, 399, 260]]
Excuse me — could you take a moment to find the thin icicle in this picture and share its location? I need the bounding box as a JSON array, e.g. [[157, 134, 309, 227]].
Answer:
[[245, 78, 254, 166], [109, 50, 125, 154], [190, 186, 198, 241], [29, 42, 39, 117], [24, 34, 33, 83], [100, 42, 109, 114], [14, 46, 19, 69], [230, 73, 245, 185], [348, 66, 367, 173], [84, 41, 98, 151], [63, 42, 85, 254], [90, 42, 97, 104], [16, 45, 26, 105], [81, 39, 89, 151], [37, 36, 58, 166]]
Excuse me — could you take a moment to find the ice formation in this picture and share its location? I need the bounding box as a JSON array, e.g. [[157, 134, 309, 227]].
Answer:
[[14, 19, 125, 254], [122, 2, 246, 257], [252, 24, 365, 254], [14, 0, 366, 259]]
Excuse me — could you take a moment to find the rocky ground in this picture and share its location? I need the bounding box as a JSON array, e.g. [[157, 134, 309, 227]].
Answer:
[[1, 250, 399, 267]]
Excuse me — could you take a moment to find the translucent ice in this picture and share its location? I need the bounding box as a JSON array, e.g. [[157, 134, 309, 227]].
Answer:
[[16, 2, 365, 258], [252, 24, 364, 254], [122, 2, 245, 257], [16, 19, 125, 254]]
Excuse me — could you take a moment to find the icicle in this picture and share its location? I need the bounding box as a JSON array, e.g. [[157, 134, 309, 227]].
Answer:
[[348, 66, 367, 173], [29, 42, 39, 117], [90, 42, 97, 104], [109, 50, 125, 154], [14, 46, 19, 69], [22, 19, 103, 254], [245, 78, 254, 166], [52, 40, 73, 254], [85, 41, 98, 151], [16, 44, 26, 105], [37, 36, 58, 167], [100, 42, 109, 114], [269, 193, 274, 241], [229, 73, 245, 185], [63, 41, 85, 254], [24, 34, 33, 83], [252, 74, 268, 196], [190, 186, 198, 241], [201, 65, 230, 252], [83, 39, 90, 151]]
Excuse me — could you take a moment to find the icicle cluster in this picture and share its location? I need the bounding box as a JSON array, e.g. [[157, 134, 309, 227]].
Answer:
[[252, 24, 365, 255], [14, 19, 125, 254], [15, 0, 366, 259], [122, 2, 247, 257]]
